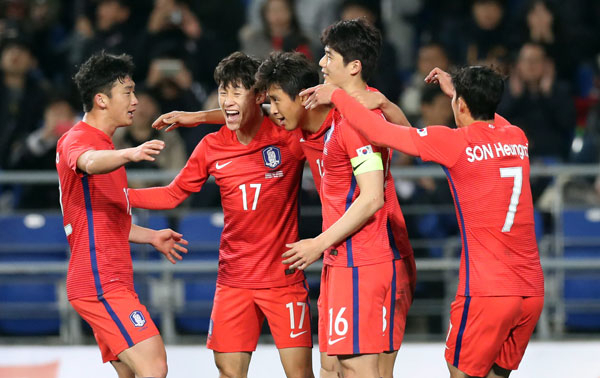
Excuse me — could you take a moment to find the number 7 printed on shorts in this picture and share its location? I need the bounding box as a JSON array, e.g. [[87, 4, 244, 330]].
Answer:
[[286, 302, 308, 338]]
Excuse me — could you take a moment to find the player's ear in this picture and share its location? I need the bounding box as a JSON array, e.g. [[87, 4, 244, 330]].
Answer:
[[95, 93, 107, 110], [349, 59, 362, 77], [255, 91, 266, 104]]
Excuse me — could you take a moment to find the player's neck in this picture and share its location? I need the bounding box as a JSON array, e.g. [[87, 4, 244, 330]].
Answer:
[[339, 78, 367, 95], [303, 105, 332, 133], [82, 112, 117, 137], [236, 107, 263, 145]]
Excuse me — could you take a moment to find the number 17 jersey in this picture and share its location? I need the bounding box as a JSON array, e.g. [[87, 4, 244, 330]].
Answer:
[[409, 114, 544, 297]]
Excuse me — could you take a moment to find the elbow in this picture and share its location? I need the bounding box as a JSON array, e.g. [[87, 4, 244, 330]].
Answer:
[[365, 193, 384, 216]]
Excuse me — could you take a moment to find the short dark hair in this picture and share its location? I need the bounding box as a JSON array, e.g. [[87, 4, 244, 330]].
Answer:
[[452, 66, 504, 120], [214, 52, 262, 90], [73, 51, 135, 112], [320, 18, 382, 82], [255, 52, 320, 99]]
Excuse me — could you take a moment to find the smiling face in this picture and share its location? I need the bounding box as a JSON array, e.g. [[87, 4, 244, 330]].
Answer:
[[267, 84, 305, 131], [218, 82, 262, 132], [102, 76, 137, 127], [319, 46, 352, 87]]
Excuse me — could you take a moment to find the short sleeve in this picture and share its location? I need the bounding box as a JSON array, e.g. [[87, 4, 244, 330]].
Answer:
[[173, 138, 209, 192], [409, 126, 466, 168], [340, 119, 384, 174], [64, 132, 96, 174]]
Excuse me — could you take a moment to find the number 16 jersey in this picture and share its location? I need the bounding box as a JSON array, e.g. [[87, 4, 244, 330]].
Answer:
[[409, 114, 544, 297]]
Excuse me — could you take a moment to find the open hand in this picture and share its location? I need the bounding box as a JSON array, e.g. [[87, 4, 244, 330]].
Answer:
[[129, 139, 165, 162], [151, 229, 189, 264], [425, 67, 455, 98], [299, 84, 339, 109], [152, 111, 200, 132]]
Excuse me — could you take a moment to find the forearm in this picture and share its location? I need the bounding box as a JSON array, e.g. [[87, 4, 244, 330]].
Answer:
[[129, 223, 155, 244], [195, 108, 225, 124], [332, 89, 419, 156], [78, 149, 133, 175], [128, 182, 190, 210], [314, 192, 383, 251]]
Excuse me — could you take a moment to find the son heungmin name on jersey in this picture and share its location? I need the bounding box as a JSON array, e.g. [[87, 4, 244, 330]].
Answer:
[[465, 142, 529, 163]]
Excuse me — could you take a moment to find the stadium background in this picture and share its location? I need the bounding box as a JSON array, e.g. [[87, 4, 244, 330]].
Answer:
[[0, 0, 599, 376]]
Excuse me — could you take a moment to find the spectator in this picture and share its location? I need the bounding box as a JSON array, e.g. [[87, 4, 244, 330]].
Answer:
[[400, 41, 450, 123], [510, 0, 576, 83], [113, 90, 186, 187], [240, 0, 313, 61], [9, 94, 78, 209], [339, 0, 402, 102], [498, 42, 575, 162], [144, 55, 205, 155], [0, 36, 48, 169]]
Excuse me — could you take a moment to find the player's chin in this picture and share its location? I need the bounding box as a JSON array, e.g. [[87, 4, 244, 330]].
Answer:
[[224, 121, 241, 131]]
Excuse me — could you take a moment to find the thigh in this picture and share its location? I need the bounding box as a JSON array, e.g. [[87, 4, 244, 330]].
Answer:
[[496, 296, 544, 371], [383, 259, 411, 352], [278, 347, 314, 378], [207, 284, 263, 353], [256, 280, 313, 349], [444, 296, 523, 377], [326, 262, 393, 356], [70, 287, 159, 363]]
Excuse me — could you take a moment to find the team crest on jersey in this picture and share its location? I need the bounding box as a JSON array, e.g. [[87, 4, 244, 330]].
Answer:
[[417, 128, 428, 137], [129, 310, 146, 327], [262, 146, 281, 169], [356, 145, 374, 155]]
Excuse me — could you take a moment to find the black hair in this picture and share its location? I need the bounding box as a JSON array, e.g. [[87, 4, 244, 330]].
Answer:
[[452, 65, 504, 120], [320, 18, 382, 82], [255, 51, 320, 99], [213, 51, 262, 90], [73, 51, 135, 113]]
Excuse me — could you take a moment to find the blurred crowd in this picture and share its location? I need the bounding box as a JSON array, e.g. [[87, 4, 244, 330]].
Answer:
[[1, 0, 600, 224]]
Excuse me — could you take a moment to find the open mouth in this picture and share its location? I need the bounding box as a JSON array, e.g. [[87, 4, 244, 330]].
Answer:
[[225, 110, 241, 123]]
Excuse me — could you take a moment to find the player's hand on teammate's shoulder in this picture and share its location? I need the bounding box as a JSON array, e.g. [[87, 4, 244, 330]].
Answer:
[[151, 229, 189, 264], [128, 139, 165, 162], [152, 111, 201, 132], [348, 89, 386, 110], [282, 238, 324, 270], [299, 83, 340, 109], [425, 67, 455, 98]]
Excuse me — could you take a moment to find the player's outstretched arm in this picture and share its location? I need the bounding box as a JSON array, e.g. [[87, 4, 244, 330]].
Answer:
[[424, 67, 455, 98], [128, 181, 192, 210], [347, 89, 412, 127], [152, 109, 225, 132], [282, 170, 384, 271], [129, 224, 189, 264], [77, 139, 165, 175]]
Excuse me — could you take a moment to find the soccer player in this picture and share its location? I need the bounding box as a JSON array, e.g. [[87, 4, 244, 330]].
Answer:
[[281, 19, 408, 378], [301, 65, 545, 378], [255, 51, 416, 378], [127, 52, 314, 378], [56, 51, 189, 378]]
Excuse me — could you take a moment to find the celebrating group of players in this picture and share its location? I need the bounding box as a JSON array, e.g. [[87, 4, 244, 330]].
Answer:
[[56, 16, 544, 378]]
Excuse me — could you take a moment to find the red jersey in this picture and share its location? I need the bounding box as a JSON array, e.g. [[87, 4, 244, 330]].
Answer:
[[129, 116, 306, 289], [56, 121, 134, 300], [409, 115, 544, 296], [300, 108, 413, 261], [320, 112, 395, 267]]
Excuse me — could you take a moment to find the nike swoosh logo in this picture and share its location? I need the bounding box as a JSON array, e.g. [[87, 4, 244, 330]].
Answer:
[[299, 138, 306, 142], [290, 330, 308, 338], [216, 161, 232, 169], [352, 160, 366, 171], [328, 336, 346, 345]]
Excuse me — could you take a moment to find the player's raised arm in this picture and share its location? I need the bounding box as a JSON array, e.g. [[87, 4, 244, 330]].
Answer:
[[77, 139, 165, 175], [424, 67, 455, 98], [129, 223, 189, 264], [347, 89, 412, 127], [152, 108, 225, 132]]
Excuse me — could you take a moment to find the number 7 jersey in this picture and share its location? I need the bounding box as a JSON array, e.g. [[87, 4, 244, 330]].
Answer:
[[410, 114, 544, 297]]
